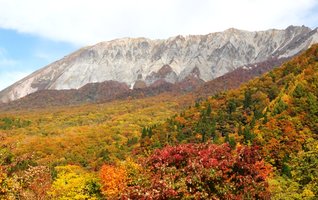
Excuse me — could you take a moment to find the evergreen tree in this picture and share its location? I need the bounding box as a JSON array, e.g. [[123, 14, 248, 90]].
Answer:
[[243, 126, 255, 144], [243, 90, 252, 109], [227, 99, 237, 114], [273, 99, 288, 115], [141, 127, 147, 139], [292, 84, 305, 98], [206, 103, 212, 116]]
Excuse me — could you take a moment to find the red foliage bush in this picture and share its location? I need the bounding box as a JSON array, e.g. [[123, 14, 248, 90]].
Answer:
[[123, 143, 271, 199]]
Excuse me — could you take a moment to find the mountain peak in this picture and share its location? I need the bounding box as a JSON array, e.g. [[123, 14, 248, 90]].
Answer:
[[224, 27, 243, 33], [0, 26, 317, 103]]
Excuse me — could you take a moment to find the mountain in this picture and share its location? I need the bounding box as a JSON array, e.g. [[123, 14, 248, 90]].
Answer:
[[194, 56, 289, 98], [137, 44, 318, 198], [0, 58, 283, 111], [0, 25, 317, 103], [0, 39, 317, 199]]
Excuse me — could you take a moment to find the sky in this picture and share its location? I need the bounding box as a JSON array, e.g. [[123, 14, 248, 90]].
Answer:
[[0, 0, 317, 91]]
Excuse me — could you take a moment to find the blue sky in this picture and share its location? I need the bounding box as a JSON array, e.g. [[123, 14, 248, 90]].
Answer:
[[0, 29, 78, 90], [0, 0, 317, 90]]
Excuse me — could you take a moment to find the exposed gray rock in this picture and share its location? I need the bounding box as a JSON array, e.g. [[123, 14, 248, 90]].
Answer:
[[0, 25, 317, 103]]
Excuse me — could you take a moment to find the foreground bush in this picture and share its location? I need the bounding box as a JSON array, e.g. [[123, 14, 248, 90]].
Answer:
[[123, 143, 271, 199]]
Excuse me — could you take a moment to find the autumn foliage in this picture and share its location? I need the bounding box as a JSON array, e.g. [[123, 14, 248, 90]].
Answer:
[[49, 165, 102, 199], [0, 44, 317, 199], [124, 143, 271, 199], [99, 164, 127, 198], [139, 44, 318, 197]]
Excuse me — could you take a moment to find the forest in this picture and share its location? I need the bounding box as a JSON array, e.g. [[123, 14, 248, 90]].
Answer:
[[0, 44, 317, 199]]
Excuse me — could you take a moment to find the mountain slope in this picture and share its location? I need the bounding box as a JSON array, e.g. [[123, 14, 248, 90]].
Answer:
[[139, 44, 318, 198], [143, 44, 318, 156], [0, 57, 284, 111], [0, 25, 317, 103], [0, 43, 317, 199]]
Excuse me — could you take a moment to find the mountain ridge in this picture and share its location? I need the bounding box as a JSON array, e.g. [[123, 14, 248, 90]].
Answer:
[[0, 56, 289, 111], [0, 25, 317, 103]]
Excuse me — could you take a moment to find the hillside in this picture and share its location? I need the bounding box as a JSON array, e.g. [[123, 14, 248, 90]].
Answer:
[[0, 44, 317, 199], [0, 77, 202, 111], [0, 56, 285, 111], [1, 25, 317, 103], [139, 44, 318, 198], [0, 93, 194, 199]]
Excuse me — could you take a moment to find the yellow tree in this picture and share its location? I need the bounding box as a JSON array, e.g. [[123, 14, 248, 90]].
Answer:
[[48, 165, 101, 200]]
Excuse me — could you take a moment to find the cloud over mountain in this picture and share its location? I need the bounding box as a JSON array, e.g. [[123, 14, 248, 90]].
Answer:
[[0, 0, 317, 45]]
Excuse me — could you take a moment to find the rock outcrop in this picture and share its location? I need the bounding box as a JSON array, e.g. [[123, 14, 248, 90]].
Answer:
[[0, 25, 317, 103]]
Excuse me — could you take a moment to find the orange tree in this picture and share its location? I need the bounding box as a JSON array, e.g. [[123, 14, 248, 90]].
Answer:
[[99, 164, 127, 198]]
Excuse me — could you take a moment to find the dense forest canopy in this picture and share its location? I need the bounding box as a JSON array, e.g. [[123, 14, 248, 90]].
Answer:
[[0, 44, 317, 199]]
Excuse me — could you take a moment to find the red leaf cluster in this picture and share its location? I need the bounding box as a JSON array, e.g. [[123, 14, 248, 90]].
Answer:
[[124, 143, 271, 199]]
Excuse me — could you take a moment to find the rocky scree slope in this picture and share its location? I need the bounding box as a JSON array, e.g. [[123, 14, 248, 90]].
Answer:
[[0, 25, 317, 103]]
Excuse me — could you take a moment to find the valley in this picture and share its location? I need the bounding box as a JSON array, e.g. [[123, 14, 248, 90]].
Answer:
[[0, 23, 318, 200], [0, 28, 317, 199]]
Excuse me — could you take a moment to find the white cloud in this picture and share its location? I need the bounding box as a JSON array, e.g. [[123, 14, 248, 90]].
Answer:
[[0, 0, 316, 46]]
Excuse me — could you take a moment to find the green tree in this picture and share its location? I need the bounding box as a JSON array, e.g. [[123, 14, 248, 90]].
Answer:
[[293, 84, 306, 98], [272, 98, 288, 115], [243, 89, 252, 109], [227, 99, 237, 114]]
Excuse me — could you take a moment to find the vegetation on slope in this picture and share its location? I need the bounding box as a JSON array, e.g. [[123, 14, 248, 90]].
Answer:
[[0, 94, 193, 199], [140, 44, 318, 199], [0, 44, 317, 199]]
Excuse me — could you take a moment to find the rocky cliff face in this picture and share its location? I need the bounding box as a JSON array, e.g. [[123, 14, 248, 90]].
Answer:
[[0, 25, 317, 103]]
